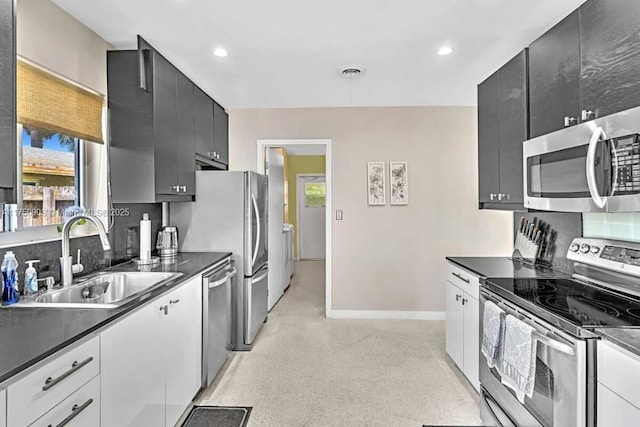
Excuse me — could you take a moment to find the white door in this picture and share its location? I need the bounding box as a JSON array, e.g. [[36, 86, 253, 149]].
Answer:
[[267, 149, 285, 310], [463, 294, 480, 392], [297, 175, 326, 260]]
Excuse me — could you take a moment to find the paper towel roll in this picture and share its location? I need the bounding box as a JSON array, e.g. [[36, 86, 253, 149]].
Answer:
[[140, 213, 151, 261]]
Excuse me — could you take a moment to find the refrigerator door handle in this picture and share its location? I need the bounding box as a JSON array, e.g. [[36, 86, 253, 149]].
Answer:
[[251, 194, 261, 267]]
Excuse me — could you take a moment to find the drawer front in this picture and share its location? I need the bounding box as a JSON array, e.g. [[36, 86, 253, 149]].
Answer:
[[30, 376, 99, 427], [8, 336, 100, 427], [597, 383, 640, 426], [598, 340, 640, 409], [446, 262, 480, 300]]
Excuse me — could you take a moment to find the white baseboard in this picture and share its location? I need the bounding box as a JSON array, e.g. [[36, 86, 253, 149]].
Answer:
[[326, 310, 446, 320]]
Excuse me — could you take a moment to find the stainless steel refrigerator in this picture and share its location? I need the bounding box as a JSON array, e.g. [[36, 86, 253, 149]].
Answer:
[[171, 170, 269, 351]]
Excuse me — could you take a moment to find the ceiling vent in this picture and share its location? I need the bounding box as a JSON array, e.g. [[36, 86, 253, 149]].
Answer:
[[339, 66, 364, 78]]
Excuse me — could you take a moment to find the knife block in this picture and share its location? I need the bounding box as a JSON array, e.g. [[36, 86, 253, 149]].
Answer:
[[513, 230, 541, 262]]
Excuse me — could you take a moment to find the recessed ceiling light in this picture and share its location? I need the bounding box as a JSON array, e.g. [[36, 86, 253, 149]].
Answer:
[[213, 47, 228, 57], [338, 65, 365, 78], [438, 46, 453, 56]]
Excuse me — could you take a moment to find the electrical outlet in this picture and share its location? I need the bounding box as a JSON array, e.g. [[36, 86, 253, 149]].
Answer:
[[336, 210, 343, 220]]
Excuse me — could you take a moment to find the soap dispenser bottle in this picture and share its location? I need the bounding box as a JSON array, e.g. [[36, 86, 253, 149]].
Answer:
[[1, 251, 20, 305], [24, 260, 40, 298]]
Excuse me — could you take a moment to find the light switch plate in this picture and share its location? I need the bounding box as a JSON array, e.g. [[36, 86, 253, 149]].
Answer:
[[336, 210, 343, 220]]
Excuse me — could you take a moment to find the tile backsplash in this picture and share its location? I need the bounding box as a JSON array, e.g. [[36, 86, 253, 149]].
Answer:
[[582, 213, 640, 242]]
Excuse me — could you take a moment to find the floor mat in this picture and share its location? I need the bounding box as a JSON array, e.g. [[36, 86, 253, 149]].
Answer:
[[182, 406, 252, 427]]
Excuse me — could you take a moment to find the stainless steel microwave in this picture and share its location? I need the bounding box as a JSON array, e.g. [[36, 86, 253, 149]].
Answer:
[[523, 106, 640, 212]]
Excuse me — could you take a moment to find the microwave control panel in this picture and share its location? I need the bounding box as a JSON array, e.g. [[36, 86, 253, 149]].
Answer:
[[613, 133, 640, 193]]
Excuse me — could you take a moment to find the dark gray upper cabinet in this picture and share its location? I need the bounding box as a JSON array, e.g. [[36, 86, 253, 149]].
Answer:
[[477, 50, 529, 211], [579, 0, 640, 119], [529, 0, 640, 136], [0, 0, 16, 203], [478, 72, 500, 205], [176, 72, 195, 196], [194, 86, 214, 159], [108, 43, 195, 203], [529, 10, 581, 138], [498, 50, 528, 207], [213, 101, 229, 166]]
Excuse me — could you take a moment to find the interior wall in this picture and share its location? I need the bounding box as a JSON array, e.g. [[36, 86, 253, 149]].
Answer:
[[229, 107, 514, 313], [287, 155, 326, 257]]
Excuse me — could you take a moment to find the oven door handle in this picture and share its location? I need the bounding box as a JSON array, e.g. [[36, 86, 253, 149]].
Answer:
[[586, 126, 608, 209], [482, 291, 575, 356], [532, 331, 575, 356]]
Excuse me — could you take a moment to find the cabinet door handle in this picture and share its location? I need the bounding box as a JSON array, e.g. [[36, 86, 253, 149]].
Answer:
[[169, 299, 180, 305], [462, 298, 467, 306], [42, 357, 94, 391], [452, 272, 470, 283], [160, 305, 168, 315], [489, 193, 497, 201], [455, 294, 460, 302], [172, 185, 179, 193], [581, 110, 595, 121], [497, 193, 509, 201], [180, 186, 187, 192], [50, 398, 94, 427], [138, 48, 152, 92], [564, 116, 577, 127]]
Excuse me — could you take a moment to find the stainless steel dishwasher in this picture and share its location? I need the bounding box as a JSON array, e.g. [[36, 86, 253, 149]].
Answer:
[[202, 257, 237, 388]]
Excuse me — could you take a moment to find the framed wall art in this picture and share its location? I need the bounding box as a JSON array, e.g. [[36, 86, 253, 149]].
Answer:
[[390, 161, 408, 205], [367, 162, 386, 205]]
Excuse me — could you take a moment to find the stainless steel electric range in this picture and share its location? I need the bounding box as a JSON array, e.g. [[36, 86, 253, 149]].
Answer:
[[480, 237, 640, 427]]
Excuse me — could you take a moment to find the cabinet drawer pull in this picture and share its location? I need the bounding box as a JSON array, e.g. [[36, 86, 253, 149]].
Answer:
[[451, 272, 470, 283], [48, 398, 94, 427], [169, 299, 180, 305], [42, 357, 94, 391]]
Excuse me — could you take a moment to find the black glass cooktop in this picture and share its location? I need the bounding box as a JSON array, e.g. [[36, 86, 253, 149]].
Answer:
[[486, 277, 640, 328]]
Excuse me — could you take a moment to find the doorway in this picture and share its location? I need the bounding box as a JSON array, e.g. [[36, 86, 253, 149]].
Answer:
[[256, 139, 332, 317], [297, 174, 326, 260]]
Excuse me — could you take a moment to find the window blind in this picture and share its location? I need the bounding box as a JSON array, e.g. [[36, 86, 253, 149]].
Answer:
[[17, 60, 104, 143]]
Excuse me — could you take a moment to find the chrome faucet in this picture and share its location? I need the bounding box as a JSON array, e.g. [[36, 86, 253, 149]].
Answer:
[[60, 215, 112, 287]]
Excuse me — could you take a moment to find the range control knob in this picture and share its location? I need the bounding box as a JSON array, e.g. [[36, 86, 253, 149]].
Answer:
[[590, 246, 601, 254], [570, 243, 580, 252], [580, 243, 591, 254]]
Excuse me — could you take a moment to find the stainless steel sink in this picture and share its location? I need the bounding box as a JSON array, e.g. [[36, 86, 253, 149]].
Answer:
[[17, 271, 182, 308]]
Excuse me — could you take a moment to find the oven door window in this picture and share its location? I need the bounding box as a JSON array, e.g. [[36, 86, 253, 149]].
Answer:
[[490, 342, 555, 427], [527, 142, 613, 198]]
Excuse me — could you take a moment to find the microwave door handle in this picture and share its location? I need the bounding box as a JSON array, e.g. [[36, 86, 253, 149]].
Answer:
[[586, 126, 608, 208], [610, 138, 619, 197]]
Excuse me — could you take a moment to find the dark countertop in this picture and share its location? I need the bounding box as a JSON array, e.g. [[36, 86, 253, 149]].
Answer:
[[0, 252, 230, 384], [446, 256, 568, 280], [595, 328, 640, 357]]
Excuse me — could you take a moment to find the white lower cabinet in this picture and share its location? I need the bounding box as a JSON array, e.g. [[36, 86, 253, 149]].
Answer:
[[445, 262, 480, 392], [30, 375, 99, 427], [597, 340, 640, 426], [0, 389, 6, 427], [101, 274, 202, 427], [598, 383, 640, 426]]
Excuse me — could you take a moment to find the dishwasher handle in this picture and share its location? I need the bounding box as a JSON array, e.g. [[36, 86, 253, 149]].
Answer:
[[208, 267, 237, 289]]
